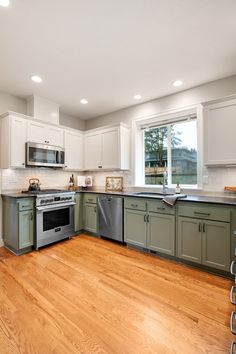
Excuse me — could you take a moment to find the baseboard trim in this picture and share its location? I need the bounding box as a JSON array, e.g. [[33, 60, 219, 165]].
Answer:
[[0, 238, 4, 247]]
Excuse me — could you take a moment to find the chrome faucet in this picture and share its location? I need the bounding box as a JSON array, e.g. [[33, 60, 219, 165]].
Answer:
[[162, 170, 168, 194]]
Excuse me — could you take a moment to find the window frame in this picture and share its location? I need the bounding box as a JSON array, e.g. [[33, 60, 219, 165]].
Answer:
[[132, 105, 203, 190]]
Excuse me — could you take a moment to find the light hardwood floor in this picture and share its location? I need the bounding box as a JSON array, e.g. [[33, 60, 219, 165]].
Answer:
[[0, 234, 233, 354]]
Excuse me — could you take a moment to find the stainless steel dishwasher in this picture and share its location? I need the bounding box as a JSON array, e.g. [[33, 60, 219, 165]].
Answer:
[[97, 195, 123, 242]]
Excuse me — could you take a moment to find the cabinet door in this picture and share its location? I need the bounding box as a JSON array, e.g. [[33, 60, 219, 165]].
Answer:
[[177, 217, 202, 264], [84, 133, 102, 170], [124, 209, 147, 247], [74, 194, 83, 232], [101, 129, 119, 169], [204, 99, 236, 165], [65, 130, 83, 170], [147, 213, 175, 255], [18, 210, 34, 249], [10, 117, 27, 168], [202, 220, 230, 271], [27, 121, 45, 144], [84, 203, 97, 233], [46, 126, 64, 147]]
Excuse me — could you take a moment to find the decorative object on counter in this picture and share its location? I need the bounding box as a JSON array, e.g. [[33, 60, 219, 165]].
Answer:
[[225, 186, 236, 192], [28, 178, 41, 192], [77, 176, 93, 189], [68, 174, 75, 191], [175, 183, 181, 194], [105, 176, 123, 192]]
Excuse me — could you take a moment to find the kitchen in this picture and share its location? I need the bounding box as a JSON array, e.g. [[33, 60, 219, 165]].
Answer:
[[0, 1, 236, 353]]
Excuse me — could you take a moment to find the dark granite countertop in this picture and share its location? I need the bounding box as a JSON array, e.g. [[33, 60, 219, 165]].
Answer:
[[2, 189, 236, 206]]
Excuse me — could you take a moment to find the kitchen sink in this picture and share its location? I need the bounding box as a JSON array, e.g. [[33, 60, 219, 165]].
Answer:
[[133, 192, 175, 197]]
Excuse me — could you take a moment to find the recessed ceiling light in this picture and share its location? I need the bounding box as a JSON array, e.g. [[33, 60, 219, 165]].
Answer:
[[173, 80, 183, 87], [134, 94, 142, 100], [0, 0, 10, 7], [31, 75, 43, 83], [80, 99, 88, 105]]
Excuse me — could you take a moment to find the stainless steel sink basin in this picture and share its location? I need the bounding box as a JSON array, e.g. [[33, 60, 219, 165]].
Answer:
[[133, 192, 174, 197]]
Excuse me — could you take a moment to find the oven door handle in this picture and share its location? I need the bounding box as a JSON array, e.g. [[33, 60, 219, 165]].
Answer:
[[36, 202, 76, 211]]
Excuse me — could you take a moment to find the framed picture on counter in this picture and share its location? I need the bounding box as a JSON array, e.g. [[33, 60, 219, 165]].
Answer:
[[105, 177, 123, 192]]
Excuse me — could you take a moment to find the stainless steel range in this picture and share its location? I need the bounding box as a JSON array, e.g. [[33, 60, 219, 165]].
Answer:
[[33, 190, 75, 249]]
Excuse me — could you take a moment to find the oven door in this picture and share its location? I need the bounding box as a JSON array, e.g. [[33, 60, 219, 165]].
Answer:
[[36, 203, 75, 248], [26, 142, 65, 168]]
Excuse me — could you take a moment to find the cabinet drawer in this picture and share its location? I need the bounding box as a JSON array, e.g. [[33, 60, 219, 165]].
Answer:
[[83, 194, 98, 204], [124, 198, 147, 211], [148, 200, 175, 215], [17, 198, 34, 211], [178, 203, 230, 222]]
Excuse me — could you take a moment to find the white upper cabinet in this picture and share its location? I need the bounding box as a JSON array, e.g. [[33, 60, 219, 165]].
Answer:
[[84, 132, 102, 170], [0, 115, 27, 169], [101, 129, 119, 169], [204, 98, 236, 166], [64, 129, 83, 170], [27, 121, 63, 147], [84, 124, 130, 170]]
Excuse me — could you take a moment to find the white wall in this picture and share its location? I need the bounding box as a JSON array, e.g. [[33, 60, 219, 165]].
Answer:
[[60, 112, 85, 131], [0, 91, 27, 115]]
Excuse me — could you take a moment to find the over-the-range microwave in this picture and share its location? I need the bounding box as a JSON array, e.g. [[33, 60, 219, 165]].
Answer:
[[26, 142, 65, 168]]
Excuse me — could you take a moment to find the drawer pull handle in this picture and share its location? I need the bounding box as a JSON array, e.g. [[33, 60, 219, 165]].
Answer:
[[157, 207, 165, 210], [194, 211, 210, 216], [198, 223, 202, 233], [147, 214, 149, 223], [231, 261, 236, 275], [131, 204, 138, 207], [88, 199, 93, 202], [230, 341, 236, 354], [230, 285, 236, 305], [230, 311, 236, 335], [144, 215, 146, 222]]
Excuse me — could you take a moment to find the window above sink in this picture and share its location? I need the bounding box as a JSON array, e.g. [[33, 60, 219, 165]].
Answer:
[[133, 105, 203, 190]]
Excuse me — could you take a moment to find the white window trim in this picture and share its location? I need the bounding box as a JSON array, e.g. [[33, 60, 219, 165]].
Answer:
[[131, 104, 203, 190]]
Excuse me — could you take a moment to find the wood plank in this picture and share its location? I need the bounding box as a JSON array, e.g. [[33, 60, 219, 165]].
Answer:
[[0, 234, 233, 353]]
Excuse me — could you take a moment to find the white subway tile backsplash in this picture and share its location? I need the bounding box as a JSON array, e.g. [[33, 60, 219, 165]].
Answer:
[[1, 169, 80, 191]]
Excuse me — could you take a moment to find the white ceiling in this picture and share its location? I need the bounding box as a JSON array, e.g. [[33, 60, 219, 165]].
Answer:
[[0, 0, 236, 120]]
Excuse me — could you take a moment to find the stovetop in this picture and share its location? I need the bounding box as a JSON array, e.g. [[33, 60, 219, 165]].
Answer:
[[22, 189, 67, 195]]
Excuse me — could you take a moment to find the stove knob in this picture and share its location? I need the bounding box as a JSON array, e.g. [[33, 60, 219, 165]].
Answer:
[[40, 200, 45, 204]]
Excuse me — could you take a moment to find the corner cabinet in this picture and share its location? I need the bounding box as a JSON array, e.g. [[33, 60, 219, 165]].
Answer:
[[84, 124, 130, 170], [204, 98, 236, 166], [2, 197, 35, 255], [177, 203, 231, 271]]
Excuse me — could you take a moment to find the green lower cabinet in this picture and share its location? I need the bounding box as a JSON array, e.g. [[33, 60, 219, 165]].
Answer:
[[177, 216, 231, 271], [147, 213, 175, 256], [124, 209, 147, 247], [18, 210, 34, 249], [201, 220, 230, 271], [74, 194, 83, 232], [83, 203, 97, 233], [177, 217, 202, 264]]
